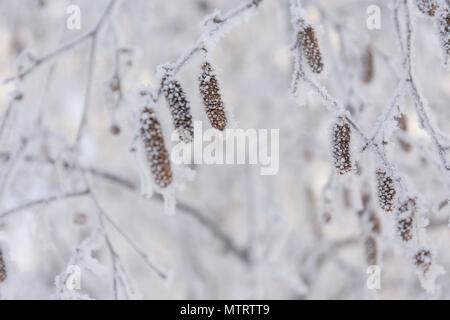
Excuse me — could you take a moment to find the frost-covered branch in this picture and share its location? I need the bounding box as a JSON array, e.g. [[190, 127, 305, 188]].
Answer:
[[151, 0, 265, 101], [2, 0, 117, 85], [0, 189, 90, 219]]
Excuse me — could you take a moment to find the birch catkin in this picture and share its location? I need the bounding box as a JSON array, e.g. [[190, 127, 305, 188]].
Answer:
[[376, 169, 396, 212], [0, 249, 6, 283], [161, 73, 194, 143], [199, 61, 228, 131], [140, 106, 173, 189], [298, 22, 323, 74], [331, 117, 352, 175], [397, 198, 416, 243], [414, 249, 432, 275], [437, 7, 450, 66], [361, 46, 374, 84], [416, 0, 439, 16], [365, 236, 378, 266]]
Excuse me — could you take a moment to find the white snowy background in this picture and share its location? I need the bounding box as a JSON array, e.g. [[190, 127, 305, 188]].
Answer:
[[0, 0, 449, 299]]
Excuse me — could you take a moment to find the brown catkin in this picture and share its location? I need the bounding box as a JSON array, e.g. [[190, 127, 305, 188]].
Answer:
[[416, 0, 439, 16], [361, 46, 374, 84], [368, 211, 381, 235], [298, 24, 323, 74], [0, 249, 6, 283], [437, 7, 450, 65], [397, 198, 416, 242], [199, 61, 228, 131], [395, 114, 412, 152], [331, 118, 352, 174], [140, 106, 173, 189], [414, 249, 432, 275], [365, 236, 378, 266], [161, 74, 194, 143], [376, 169, 396, 212]]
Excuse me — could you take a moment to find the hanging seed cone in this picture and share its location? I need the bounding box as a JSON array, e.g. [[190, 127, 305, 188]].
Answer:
[[365, 236, 378, 266], [161, 74, 194, 143], [0, 249, 6, 283], [416, 0, 439, 16], [331, 117, 352, 175], [199, 61, 228, 131], [414, 249, 432, 275], [376, 168, 396, 212], [140, 106, 173, 189], [298, 23, 324, 74], [368, 211, 381, 235], [437, 7, 450, 66], [361, 46, 374, 84], [397, 198, 416, 242]]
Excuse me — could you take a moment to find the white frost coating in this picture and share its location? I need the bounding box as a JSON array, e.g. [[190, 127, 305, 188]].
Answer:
[[135, 141, 155, 198], [200, 1, 261, 52]]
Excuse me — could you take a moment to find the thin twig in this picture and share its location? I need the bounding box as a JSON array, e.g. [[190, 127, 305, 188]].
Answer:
[[2, 0, 117, 84], [0, 189, 90, 219]]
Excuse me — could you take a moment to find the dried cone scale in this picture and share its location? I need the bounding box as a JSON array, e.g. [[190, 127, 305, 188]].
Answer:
[[140, 106, 173, 189], [199, 61, 228, 131], [298, 22, 323, 74], [376, 169, 396, 212], [0, 249, 6, 283], [161, 72, 194, 143], [331, 117, 352, 174]]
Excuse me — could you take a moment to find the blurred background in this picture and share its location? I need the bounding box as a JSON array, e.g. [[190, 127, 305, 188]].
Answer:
[[0, 0, 449, 299]]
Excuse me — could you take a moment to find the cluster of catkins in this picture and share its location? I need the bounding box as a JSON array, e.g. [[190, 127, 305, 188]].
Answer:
[[330, 117, 352, 175], [141, 58, 228, 189], [296, 19, 324, 74], [0, 249, 6, 283]]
